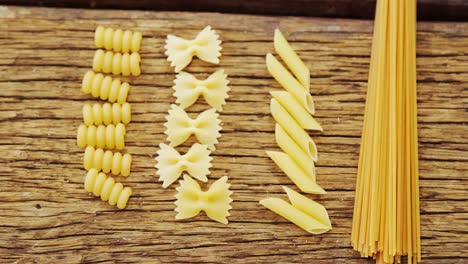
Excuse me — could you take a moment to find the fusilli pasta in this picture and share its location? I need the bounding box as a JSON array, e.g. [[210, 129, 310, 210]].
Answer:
[[93, 49, 141, 76], [95, 26, 142, 53], [84, 168, 132, 209], [83, 102, 131, 126], [82, 71, 130, 104], [77, 123, 126, 150], [84, 146, 132, 176]]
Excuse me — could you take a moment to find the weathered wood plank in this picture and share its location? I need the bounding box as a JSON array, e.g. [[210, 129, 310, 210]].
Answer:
[[0, 5, 467, 263]]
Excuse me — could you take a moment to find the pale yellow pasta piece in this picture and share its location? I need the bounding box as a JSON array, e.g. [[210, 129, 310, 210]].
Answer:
[[173, 70, 230, 111], [95, 26, 143, 53], [84, 146, 131, 176], [175, 175, 233, 224], [165, 26, 222, 72], [266, 53, 315, 114], [164, 104, 221, 151], [270, 91, 322, 131], [77, 123, 126, 150], [93, 49, 141, 76], [260, 186, 331, 234], [84, 168, 132, 209], [83, 102, 131, 126], [81, 71, 130, 103], [155, 143, 212, 188], [274, 29, 310, 91], [266, 151, 325, 194], [271, 98, 317, 160]]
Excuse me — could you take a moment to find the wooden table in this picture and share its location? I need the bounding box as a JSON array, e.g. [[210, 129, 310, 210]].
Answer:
[[0, 5, 467, 263]]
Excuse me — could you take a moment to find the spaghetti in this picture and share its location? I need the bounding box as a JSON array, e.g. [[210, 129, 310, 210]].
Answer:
[[351, 0, 420, 263]]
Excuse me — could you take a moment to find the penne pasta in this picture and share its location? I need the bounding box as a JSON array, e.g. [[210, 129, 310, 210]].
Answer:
[[271, 98, 317, 160], [266, 151, 325, 194], [270, 91, 322, 131], [274, 29, 310, 91], [260, 186, 331, 234], [266, 53, 315, 114]]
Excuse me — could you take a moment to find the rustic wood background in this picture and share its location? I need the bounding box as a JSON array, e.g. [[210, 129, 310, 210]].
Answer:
[[1, 0, 468, 21], [0, 5, 467, 263]]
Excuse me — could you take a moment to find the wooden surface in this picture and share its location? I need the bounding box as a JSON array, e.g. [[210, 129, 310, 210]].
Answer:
[[2, 0, 468, 21], [0, 5, 467, 263]]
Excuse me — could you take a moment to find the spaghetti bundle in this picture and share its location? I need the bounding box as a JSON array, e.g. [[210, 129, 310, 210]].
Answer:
[[351, 0, 421, 263]]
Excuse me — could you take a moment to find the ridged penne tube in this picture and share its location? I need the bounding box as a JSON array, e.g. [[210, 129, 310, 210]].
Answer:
[[274, 29, 310, 91], [92, 49, 141, 76], [266, 53, 315, 114], [83, 102, 131, 126], [77, 123, 126, 150], [260, 186, 331, 234], [266, 151, 325, 194], [81, 71, 130, 103], [275, 124, 317, 180], [84, 146, 132, 176], [84, 169, 132, 209], [95, 26, 143, 53], [271, 98, 317, 160], [270, 91, 322, 131]]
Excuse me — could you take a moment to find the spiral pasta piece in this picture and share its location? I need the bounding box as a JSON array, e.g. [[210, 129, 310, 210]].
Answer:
[[83, 102, 131, 126], [84, 169, 132, 209], [84, 146, 132, 176], [92, 49, 141, 76], [81, 71, 130, 104], [95, 26, 142, 53], [77, 123, 126, 150]]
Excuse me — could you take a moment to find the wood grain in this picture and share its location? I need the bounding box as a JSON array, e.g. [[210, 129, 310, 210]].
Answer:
[[0, 5, 467, 264], [2, 0, 468, 21]]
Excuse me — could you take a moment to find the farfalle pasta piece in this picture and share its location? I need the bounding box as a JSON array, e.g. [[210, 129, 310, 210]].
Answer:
[[164, 104, 221, 151], [175, 175, 233, 224], [155, 143, 212, 188], [165, 26, 222, 72], [173, 70, 230, 111], [260, 186, 331, 234]]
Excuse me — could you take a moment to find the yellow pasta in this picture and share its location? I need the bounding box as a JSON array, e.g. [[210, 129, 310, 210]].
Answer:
[[260, 186, 331, 234], [84, 146, 131, 176], [77, 123, 126, 150], [95, 26, 142, 53], [175, 175, 232, 224], [81, 71, 130, 104], [274, 29, 310, 91], [266, 151, 325, 194], [271, 98, 317, 160], [155, 143, 212, 188], [165, 26, 222, 72], [270, 91, 322, 131], [93, 49, 141, 76], [266, 53, 315, 114], [84, 168, 132, 209], [83, 102, 131, 126]]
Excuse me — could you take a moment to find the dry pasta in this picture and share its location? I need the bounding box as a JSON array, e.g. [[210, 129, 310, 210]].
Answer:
[[82, 71, 130, 104], [351, 0, 421, 263], [165, 26, 222, 72], [274, 29, 310, 91], [164, 104, 221, 151], [77, 123, 126, 150], [270, 91, 322, 131], [93, 49, 141, 76], [95, 26, 142, 53], [175, 175, 232, 224], [271, 98, 317, 160], [173, 70, 230, 111], [267, 151, 325, 194], [84, 146, 131, 176], [84, 168, 132, 209], [266, 53, 315, 114], [275, 124, 316, 176], [155, 143, 212, 188], [83, 102, 131, 126], [260, 186, 331, 234]]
